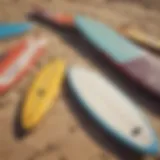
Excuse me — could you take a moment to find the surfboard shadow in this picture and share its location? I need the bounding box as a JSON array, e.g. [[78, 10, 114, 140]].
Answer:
[[63, 80, 144, 160], [13, 96, 31, 139]]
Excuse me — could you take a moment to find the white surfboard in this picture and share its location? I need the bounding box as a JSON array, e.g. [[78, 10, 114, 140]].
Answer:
[[67, 66, 159, 155]]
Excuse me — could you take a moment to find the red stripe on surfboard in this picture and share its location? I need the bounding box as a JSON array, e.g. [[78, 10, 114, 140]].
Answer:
[[0, 48, 45, 94], [0, 38, 47, 94], [0, 40, 27, 73], [52, 14, 74, 26]]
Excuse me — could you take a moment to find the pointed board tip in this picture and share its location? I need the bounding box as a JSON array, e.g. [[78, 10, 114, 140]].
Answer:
[[0, 22, 34, 40], [0, 22, 33, 28]]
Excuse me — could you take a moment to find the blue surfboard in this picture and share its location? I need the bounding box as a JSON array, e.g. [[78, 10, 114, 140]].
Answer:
[[74, 16, 160, 99], [67, 66, 159, 155], [0, 23, 32, 39]]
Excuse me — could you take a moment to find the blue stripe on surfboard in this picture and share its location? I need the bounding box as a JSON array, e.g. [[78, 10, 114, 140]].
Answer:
[[75, 16, 145, 63], [0, 23, 32, 39], [67, 67, 159, 155]]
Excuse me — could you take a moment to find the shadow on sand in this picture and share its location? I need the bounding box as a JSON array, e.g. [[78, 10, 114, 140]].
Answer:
[[13, 97, 30, 139]]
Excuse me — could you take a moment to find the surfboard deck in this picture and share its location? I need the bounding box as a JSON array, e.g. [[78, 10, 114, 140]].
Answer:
[[67, 66, 159, 155], [21, 59, 65, 130], [117, 24, 160, 52], [0, 35, 48, 94], [0, 23, 32, 39]]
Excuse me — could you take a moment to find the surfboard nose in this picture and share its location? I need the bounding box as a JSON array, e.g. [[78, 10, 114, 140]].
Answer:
[[0, 23, 33, 39], [16, 23, 33, 30]]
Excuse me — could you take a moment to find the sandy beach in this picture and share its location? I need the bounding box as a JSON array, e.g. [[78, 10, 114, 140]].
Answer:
[[0, 0, 160, 160]]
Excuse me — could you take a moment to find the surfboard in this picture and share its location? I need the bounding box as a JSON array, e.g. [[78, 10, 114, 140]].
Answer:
[[117, 24, 160, 52], [67, 66, 159, 155], [0, 23, 32, 39], [0, 35, 48, 94], [73, 16, 160, 98], [21, 59, 65, 130], [28, 7, 160, 98]]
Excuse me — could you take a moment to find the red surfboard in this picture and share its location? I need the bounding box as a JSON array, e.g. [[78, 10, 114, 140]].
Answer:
[[28, 6, 160, 99], [0, 35, 48, 94]]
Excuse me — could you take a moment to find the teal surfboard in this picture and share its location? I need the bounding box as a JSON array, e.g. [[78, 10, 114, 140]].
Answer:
[[0, 23, 32, 39], [74, 16, 160, 99], [75, 16, 142, 63]]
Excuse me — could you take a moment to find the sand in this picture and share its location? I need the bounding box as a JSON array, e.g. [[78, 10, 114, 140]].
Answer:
[[0, 0, 160, 160]]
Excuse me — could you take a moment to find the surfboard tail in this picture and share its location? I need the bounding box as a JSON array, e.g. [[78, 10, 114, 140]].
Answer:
[[28, 4, 74, 27]]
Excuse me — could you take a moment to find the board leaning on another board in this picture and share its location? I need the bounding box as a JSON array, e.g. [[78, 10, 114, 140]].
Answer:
[[0, 23, 32, 39]]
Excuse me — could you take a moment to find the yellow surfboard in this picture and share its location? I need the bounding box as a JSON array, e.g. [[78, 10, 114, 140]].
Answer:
[[21, 59, 65, 130], [118, 24, 160, 51]]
